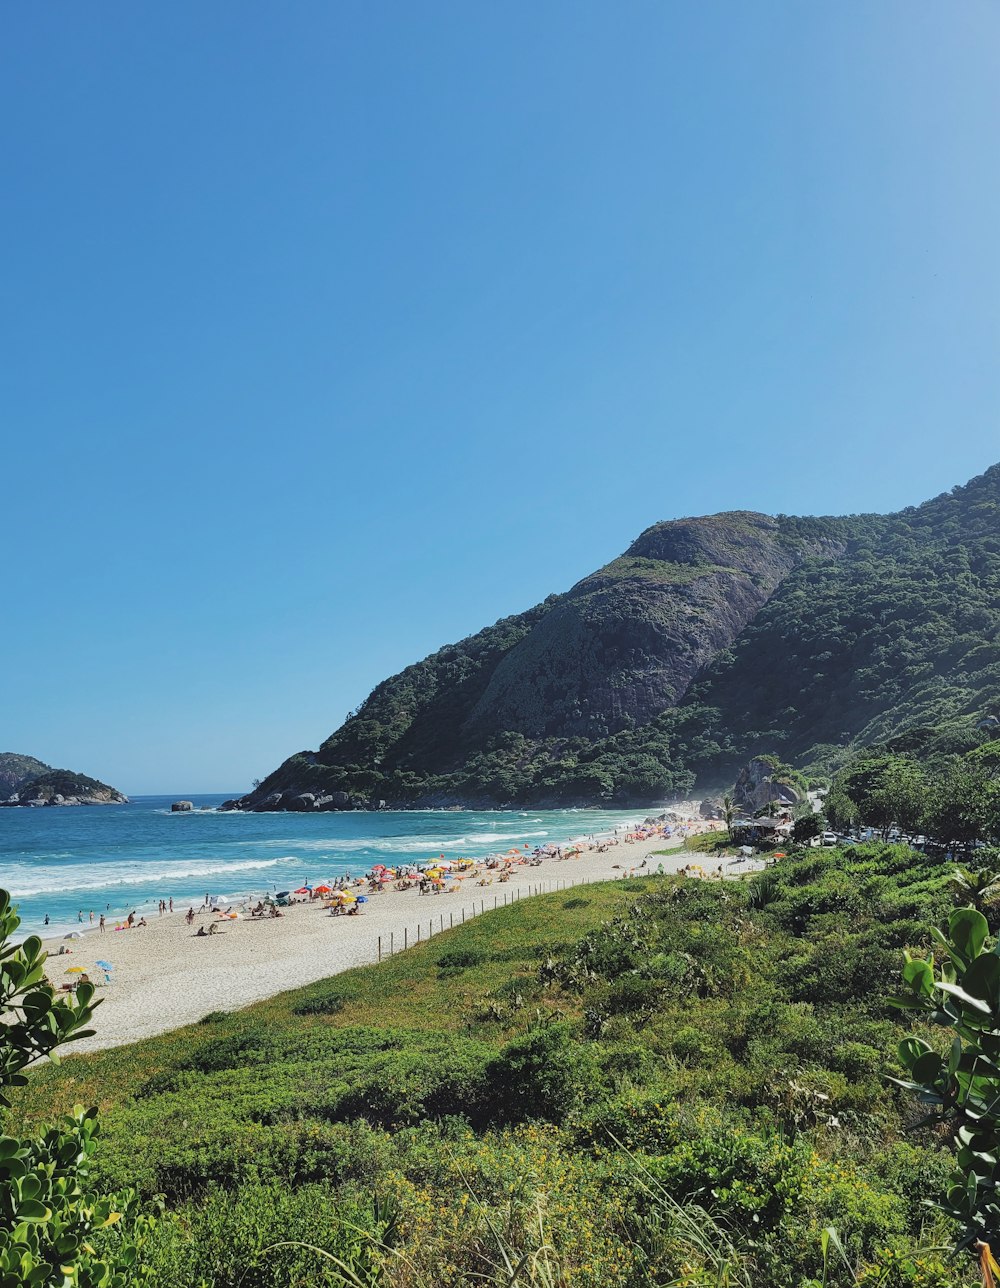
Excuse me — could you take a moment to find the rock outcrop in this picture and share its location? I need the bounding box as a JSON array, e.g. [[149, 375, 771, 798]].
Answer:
[[172, 801, 194, 812], [732, 758, 801, 815]]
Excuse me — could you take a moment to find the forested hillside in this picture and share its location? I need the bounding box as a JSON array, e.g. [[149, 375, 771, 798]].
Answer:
[[233, 464, 1000, 810]]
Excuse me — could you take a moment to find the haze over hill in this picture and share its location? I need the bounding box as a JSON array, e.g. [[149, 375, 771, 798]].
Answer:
[[232, 464, 1000, 811]]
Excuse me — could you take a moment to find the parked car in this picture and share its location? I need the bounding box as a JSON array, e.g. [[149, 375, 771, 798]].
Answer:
[[821, 831, 838, 846]]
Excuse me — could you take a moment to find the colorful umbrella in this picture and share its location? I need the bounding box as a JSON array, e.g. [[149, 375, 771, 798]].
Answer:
[[64, 966, 86, 974], [314, 884, 333, 895], [293, 886, 312, 895], [96, 960, 113, 970]]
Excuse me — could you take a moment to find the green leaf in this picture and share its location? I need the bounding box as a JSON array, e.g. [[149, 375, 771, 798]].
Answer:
[[936, 981, 991, 1013], [950, 908, 989, 963]]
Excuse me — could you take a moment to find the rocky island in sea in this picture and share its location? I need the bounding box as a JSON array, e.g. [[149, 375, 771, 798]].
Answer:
[[0, 752, 127, 806]]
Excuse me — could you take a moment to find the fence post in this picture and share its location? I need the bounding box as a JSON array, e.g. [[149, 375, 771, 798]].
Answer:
[[378, 936, 382, 962], [391, 931, 394, 956], [462, 908, 465, 924], [450, 912, 453, 929]]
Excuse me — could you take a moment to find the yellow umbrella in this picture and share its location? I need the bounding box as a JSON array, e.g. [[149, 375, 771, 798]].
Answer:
[[64, 966, 86, 974]]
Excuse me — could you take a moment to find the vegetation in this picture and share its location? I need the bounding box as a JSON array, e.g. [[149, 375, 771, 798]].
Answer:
[[0, 890, 154, 1284], [890, 905, 1000, 1280], [8, 846, 984, 1285], [237, 463, 1000, 810], [826, 744, 1000, 852], [0, 756, 126, 805], [0, 754, 50, 799]]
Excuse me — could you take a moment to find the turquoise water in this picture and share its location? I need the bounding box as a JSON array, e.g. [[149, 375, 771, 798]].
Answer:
[[0, 796, 650, 938]]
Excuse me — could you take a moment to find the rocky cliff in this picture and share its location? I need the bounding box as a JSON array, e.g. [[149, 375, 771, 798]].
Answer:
[[231, 462, 1000, 811]]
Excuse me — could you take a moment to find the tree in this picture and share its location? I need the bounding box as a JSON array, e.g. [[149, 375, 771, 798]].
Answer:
[[828, 754, 925, 838], [0, 888, 155, 1285], [890, 907, 1000, 1278], [791, 813, 823, 845], [923, 765, 1000, 853], [950, 864, 1000, 915], [721, 794, 737, 837]]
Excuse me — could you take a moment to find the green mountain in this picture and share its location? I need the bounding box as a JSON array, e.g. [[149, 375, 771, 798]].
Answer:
[[232, 463, 1000, 810], [0, 754, 127, 806], [0, 753, 51, 799]]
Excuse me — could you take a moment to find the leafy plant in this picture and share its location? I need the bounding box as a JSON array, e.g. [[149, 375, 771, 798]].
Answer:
[[890, 906, 1000, 1272], [0, 888, 155, 1285]]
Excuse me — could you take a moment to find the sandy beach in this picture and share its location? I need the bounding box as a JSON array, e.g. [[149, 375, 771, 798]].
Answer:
[[41, 819, 743, 1054]]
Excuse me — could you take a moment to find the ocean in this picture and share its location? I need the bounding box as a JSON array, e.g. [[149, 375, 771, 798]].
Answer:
[[0, 796, 652, 938]]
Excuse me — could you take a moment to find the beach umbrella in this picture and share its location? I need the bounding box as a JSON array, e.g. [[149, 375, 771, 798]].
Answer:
[[294, 886, 312, 895], [357, 896, 368, 903], [96, 960, 113, 971], [314, 884, 333, 895], [64, 931, 83, 940], [64, 966, 86, 974], [275, 891, 290, 899]]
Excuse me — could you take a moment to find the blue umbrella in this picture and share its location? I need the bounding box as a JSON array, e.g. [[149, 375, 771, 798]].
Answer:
[[356, 896, 368, 903], [96, 960, 114, 970]]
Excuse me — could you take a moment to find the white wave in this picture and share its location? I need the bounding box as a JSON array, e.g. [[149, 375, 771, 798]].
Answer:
[[1, 856, 294, 898]]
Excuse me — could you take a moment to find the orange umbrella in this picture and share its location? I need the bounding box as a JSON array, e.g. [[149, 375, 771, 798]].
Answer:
[[314, 884, 333, 895]]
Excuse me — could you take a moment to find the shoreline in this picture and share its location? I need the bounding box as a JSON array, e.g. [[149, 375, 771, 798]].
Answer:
[[42, 820, 751, 1055]]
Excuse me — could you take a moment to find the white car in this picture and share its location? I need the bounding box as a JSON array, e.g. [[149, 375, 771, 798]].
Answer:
[[820, 831, 838, 846]]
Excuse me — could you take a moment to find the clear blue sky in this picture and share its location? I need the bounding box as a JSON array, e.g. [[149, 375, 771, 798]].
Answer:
[[3, 3, 999, 793]]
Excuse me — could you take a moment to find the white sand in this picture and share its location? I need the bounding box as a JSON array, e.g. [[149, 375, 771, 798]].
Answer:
[[43, 824, 749, 1054]]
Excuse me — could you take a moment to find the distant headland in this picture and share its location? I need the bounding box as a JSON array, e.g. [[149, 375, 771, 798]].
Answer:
[[0, 752, 127, 807]]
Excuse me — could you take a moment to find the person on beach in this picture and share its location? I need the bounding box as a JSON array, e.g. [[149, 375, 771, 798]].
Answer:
[[127, 911, 135, 928], [99, 914, 106, 932], [169, 897, 174, 912], [89, 911, 94, 923], [186, 907, 195, 925], [43, 914, 49, 927]]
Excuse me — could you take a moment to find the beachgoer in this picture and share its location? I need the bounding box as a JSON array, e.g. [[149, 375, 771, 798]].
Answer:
[[196, 926, 208, 937], [89, 910, 94, 923], [43, 914, 50, 927], [99, 914, 106, 932], [127, 911, 135, 927], [77, 911, 83, 922], [169, 897, 174, 912], [186, 907, 195, 925], [137, 917, 148, 928], [208, 921, 222, 935]]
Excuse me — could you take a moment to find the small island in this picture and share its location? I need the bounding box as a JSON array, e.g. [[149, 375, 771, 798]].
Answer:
[[0, 752, 127, 806]]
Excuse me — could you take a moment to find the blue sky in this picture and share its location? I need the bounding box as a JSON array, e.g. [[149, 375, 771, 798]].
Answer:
[[3, 2, 999, 793]]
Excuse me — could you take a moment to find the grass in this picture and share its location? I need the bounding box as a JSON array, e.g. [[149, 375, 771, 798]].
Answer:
[[5, 853, 980, 1287], [15, 879, 655, 1124]]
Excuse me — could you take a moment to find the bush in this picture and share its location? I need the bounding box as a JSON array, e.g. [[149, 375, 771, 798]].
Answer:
[[485, 1023, 599, 1124]]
